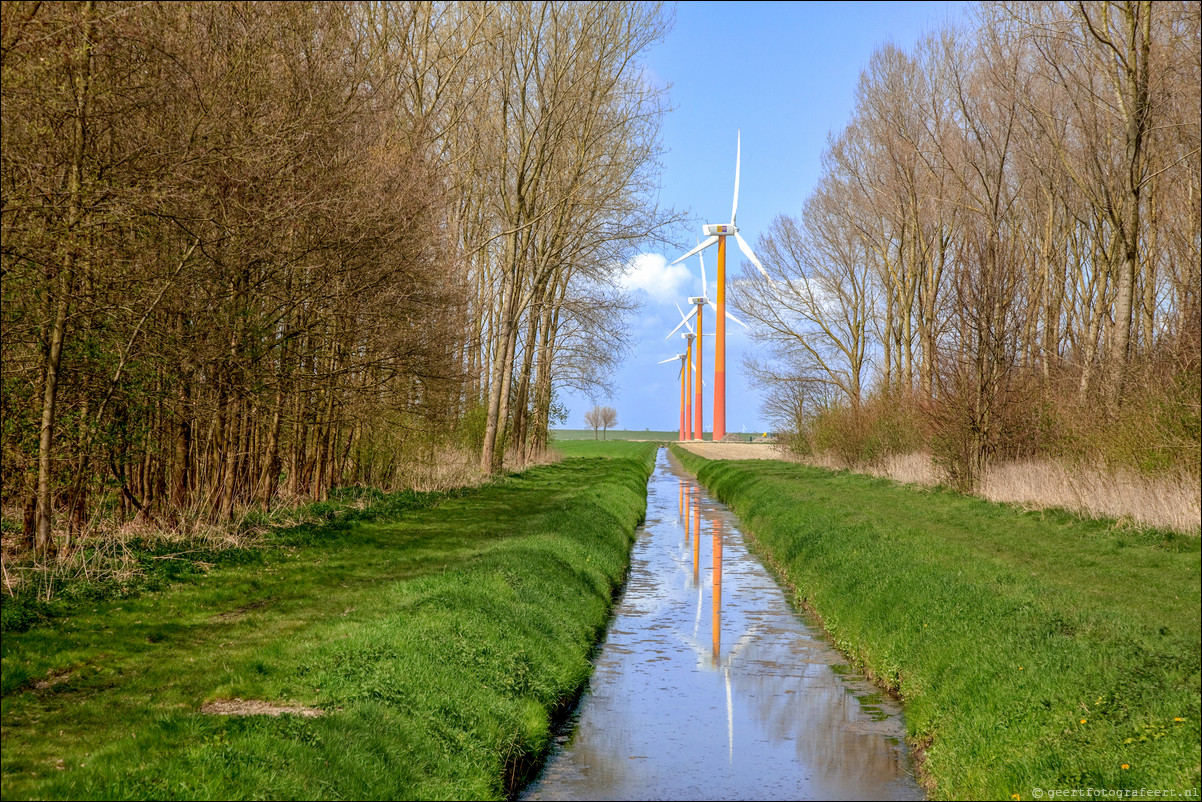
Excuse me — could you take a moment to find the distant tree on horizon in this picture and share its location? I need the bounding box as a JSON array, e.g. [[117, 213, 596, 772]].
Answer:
[[584, 407, 602, 439], [599, 406, 617, 439], [584, 405, 618, 439]]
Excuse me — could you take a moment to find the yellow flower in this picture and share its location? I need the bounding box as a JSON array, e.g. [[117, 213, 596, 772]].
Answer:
[[1173, 717, 1183, 722], [1080, 718, 1087, 724], [1122, 764, 1129, 770], [1011, 795, 1022, 801]]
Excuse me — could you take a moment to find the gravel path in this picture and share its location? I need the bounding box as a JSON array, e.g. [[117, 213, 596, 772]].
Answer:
[[677, 442, 787, 460]]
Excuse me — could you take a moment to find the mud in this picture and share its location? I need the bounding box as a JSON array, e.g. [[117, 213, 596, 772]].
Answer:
[[199, 698, 324, 717]]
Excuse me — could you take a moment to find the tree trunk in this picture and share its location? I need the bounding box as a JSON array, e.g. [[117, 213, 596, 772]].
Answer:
[[35, 1, 95, 558]]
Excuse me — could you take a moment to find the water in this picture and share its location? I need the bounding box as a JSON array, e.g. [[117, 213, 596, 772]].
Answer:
[[520, 447, 924, 801]]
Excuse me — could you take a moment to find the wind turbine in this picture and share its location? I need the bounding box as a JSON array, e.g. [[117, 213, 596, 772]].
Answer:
[[667, 300, 711, 441], [658, 351, 689, 440], [697, 247, 750, 432], [664, 304, 699, 440], [672, 129, 767, 442]]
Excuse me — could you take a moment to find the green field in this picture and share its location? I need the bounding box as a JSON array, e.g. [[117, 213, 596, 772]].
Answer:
[[551, 428, 684, 440], [1, 442, 657, 800], [551, 429, 771, 442], [671, 444, 1201, 799]]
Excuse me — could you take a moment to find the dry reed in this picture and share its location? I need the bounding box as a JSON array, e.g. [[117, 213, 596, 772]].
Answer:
[[782, 449, 1200, 535], [979, 459, 1201, 534]]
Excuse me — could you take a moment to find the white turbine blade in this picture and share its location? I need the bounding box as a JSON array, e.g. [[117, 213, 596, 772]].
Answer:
[[671, 236, 719, 265], [731, 129, 741, 226], [705, 298, 745, 329], [725, 308, 749, 329], [658, 356, 678, 364], [698, 241, 708, 299], [666, 305, 698, 338], [725, 668, 734, 762], [734, 231, 768, 278]]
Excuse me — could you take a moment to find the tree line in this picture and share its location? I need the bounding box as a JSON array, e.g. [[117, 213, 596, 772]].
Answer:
[[1, 1, 675, 557], [736, 0, 1200, 487]]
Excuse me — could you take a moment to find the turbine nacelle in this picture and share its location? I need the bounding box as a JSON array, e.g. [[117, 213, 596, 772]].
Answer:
[[670, 131, 767, 278], [688, 296, 706, 305]]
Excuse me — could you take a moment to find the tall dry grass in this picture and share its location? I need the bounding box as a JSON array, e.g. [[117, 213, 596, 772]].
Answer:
[[393, 446, 488, 492], [782, 449, 942, 487], [979, 459, 1201, 534], [782, 449, 1200, 535]]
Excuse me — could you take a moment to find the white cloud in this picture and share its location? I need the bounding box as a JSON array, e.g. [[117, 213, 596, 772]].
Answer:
[[620, 253, 694, 304]]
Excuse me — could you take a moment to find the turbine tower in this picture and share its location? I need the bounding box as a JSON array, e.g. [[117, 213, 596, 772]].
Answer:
[[658, 351, 689, 440], [672, 130, 767, 441], [668, 300, 711, 441], [665, 302, 698, 441], [696, 247, 750, 433]]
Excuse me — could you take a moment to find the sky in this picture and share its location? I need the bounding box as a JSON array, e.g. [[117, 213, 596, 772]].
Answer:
[[560, 0, 970, 434]]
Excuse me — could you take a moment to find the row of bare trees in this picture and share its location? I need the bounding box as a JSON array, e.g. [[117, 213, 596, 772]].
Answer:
[[584, 406, 618, 439], [1, 1, 674, 557], [736, 1, 1200, 486]]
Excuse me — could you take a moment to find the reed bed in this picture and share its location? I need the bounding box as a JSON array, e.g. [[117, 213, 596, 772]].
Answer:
[[784, 450, 1200, 535]]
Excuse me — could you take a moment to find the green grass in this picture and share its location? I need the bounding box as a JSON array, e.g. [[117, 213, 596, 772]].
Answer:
[[552, 428, 683, 441], [671, 445, 1201, 800], [550, 430, 770, 443], [1, 442, 658, 800]]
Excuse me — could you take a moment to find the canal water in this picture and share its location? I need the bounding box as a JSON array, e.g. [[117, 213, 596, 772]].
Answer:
[[520, 447, 923, 801]]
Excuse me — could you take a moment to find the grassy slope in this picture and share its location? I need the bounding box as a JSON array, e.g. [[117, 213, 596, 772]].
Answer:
[[671, 445, 1201, 799], [1, 442, 657, 801]]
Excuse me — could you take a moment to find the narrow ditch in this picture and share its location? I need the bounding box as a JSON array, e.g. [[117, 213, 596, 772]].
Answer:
[[519, 447, 924, 801]]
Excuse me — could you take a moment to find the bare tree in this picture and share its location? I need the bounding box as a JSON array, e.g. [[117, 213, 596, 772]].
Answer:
[[729, 2, 1198, 479], [584, 407, 603, 440], [734, 188, 876, 409], [599, 406, 618, 439]]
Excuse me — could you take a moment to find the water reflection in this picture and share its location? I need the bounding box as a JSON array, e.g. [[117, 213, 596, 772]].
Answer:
[[522, 448, 923, 801]]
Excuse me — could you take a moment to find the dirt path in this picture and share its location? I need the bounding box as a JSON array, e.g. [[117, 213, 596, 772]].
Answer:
[[677, 442, 786, 460]]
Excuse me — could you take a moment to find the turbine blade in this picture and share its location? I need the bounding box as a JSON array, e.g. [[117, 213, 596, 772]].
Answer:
[[658, 356, 677, 364], [698, 240, 708, 299], [734, 231, 768, 278], [725, 308, 750, 328], [731, 129, 741, 226], [708, 290, 748, 328], [666, 305, 698, 338], [671, 236, 719, 265]]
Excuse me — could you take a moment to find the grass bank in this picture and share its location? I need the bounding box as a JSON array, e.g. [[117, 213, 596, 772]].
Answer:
[[671, 445, 1201, 800], [1, 441, 657, 800]]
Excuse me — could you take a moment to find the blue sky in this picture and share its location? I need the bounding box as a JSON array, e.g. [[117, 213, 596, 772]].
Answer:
[[562, 0, 969, 433]]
